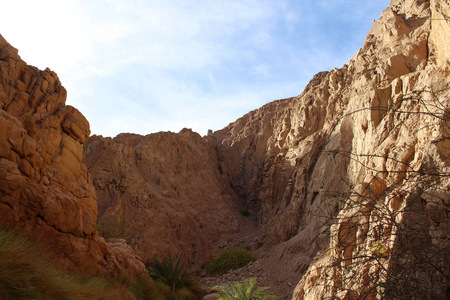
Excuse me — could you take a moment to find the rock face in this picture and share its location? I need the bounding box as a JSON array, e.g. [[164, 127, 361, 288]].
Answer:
[[84, 0, 448, 297], [0, 34, 145, 276], [291, 0, 449, 298], [5, 0, 445, 297], [84, 130, 243, 268], [209, 0, 450, 299], [213, 0, 449, 298]]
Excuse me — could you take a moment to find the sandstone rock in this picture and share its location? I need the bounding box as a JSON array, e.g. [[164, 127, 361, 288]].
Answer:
[[84, 129, 244, 268], [83, 1, 448, 298], [0, 34, 145, 276], [211, 0, 449, 298]]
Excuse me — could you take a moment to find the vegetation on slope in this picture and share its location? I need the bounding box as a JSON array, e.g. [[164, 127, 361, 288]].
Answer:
[[0, 226, 127, 299], [206, 248, 256, 276], [216, 277, 278, 300], [0, 226, 166, 300], [147, 252, 204, 300]]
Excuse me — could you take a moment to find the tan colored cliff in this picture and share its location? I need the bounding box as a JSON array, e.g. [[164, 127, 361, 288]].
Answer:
[[0, 34, 145, 276], [292, 0, 449, 298], [210, 0, 449, 299], [78, 0, 449, 297], [84, 130, 243, 268]]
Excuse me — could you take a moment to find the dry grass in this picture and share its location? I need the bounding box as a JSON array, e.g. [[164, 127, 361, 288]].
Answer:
[[0, 226, 162, 299]]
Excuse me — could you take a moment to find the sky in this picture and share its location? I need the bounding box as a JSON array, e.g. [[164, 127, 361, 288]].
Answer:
[[1, 0, 391, 137]]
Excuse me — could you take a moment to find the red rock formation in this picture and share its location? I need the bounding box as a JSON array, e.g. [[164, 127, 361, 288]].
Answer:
[[84, 129, 243, 268], [4, 0, 445, 298], [84, 1, 448, 298], [0, 34, 145, 276]]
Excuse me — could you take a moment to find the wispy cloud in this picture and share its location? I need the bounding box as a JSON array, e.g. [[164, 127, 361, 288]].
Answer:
[[1, 0, 390, 137]]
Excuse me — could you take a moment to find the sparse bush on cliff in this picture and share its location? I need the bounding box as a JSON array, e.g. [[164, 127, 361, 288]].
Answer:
[[240, 209, 250, 217], [216, 277, 278, 300], [147, 252, 204, 300], [206, 248, 256, 276]]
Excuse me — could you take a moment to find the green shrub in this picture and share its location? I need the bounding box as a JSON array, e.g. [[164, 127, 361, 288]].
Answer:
[[216, 277, 278, 300], [240, 210, 250, 217], [206, 248, 256, 276], [370, 240, 389, 258], [119, 273, 166, 300], [147, 252, 204, 300]]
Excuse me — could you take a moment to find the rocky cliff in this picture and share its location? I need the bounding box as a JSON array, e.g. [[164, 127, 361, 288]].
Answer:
[[1, 0, 448, 298], [0, 34, 145, 276], [84, 130, 243, 268], [86, 0, 449, 298], [290, 0, 449, 298], [214, 0, 449, 298], [213, 0, 448, 298]]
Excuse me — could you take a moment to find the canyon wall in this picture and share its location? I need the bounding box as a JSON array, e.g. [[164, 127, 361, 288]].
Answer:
[[0, 34, 145, 276], [85, 1, 448, 298], [292, 0, 450, 297], [214, 0, 449, 298], [0, 0, 447, 298], [84, 130, 243, 268]]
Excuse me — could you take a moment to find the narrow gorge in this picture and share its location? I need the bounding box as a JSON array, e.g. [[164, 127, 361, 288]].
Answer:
[[0, 0, 449, 299]]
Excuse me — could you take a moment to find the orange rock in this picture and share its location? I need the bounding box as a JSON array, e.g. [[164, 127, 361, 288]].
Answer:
[[0, 34, 145, 276], [85, 130, 243, 268]]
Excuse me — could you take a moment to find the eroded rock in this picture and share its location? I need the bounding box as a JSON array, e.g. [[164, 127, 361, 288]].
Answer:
[[84, 129, 243, 268], [0, 34, 145, 276]]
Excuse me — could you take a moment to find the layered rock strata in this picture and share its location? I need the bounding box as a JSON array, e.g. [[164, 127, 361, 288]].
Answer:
[[0, 34, 145, 276]]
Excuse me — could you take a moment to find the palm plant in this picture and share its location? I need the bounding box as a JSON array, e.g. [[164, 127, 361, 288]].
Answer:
[[147, 252, 203, 300], [216, 277, 278, 300]]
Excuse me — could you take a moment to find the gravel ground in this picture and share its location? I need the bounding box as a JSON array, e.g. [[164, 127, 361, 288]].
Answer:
[[199, 216, 299, 300]]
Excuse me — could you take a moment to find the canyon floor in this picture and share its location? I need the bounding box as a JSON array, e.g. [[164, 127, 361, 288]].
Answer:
[[200, 215, 300, 299]]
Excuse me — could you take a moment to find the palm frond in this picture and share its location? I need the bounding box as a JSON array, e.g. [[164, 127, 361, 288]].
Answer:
[[147, 252, 204, 299], [217, 277, 278, 300]]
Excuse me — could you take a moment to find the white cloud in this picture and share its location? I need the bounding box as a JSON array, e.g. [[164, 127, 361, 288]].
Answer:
[[1, 0, 391, 137]]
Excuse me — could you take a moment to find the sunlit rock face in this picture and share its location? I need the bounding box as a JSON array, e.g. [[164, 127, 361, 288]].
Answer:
[[84, 129, 243, 268], [0, 34, 145, 276], [214, 0, 449, 298], [9, 0, 443, 297], [85, 0, 448, 297]]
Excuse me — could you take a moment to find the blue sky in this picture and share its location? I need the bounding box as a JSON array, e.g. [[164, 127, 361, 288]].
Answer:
[[1, 0, 390, 137]]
